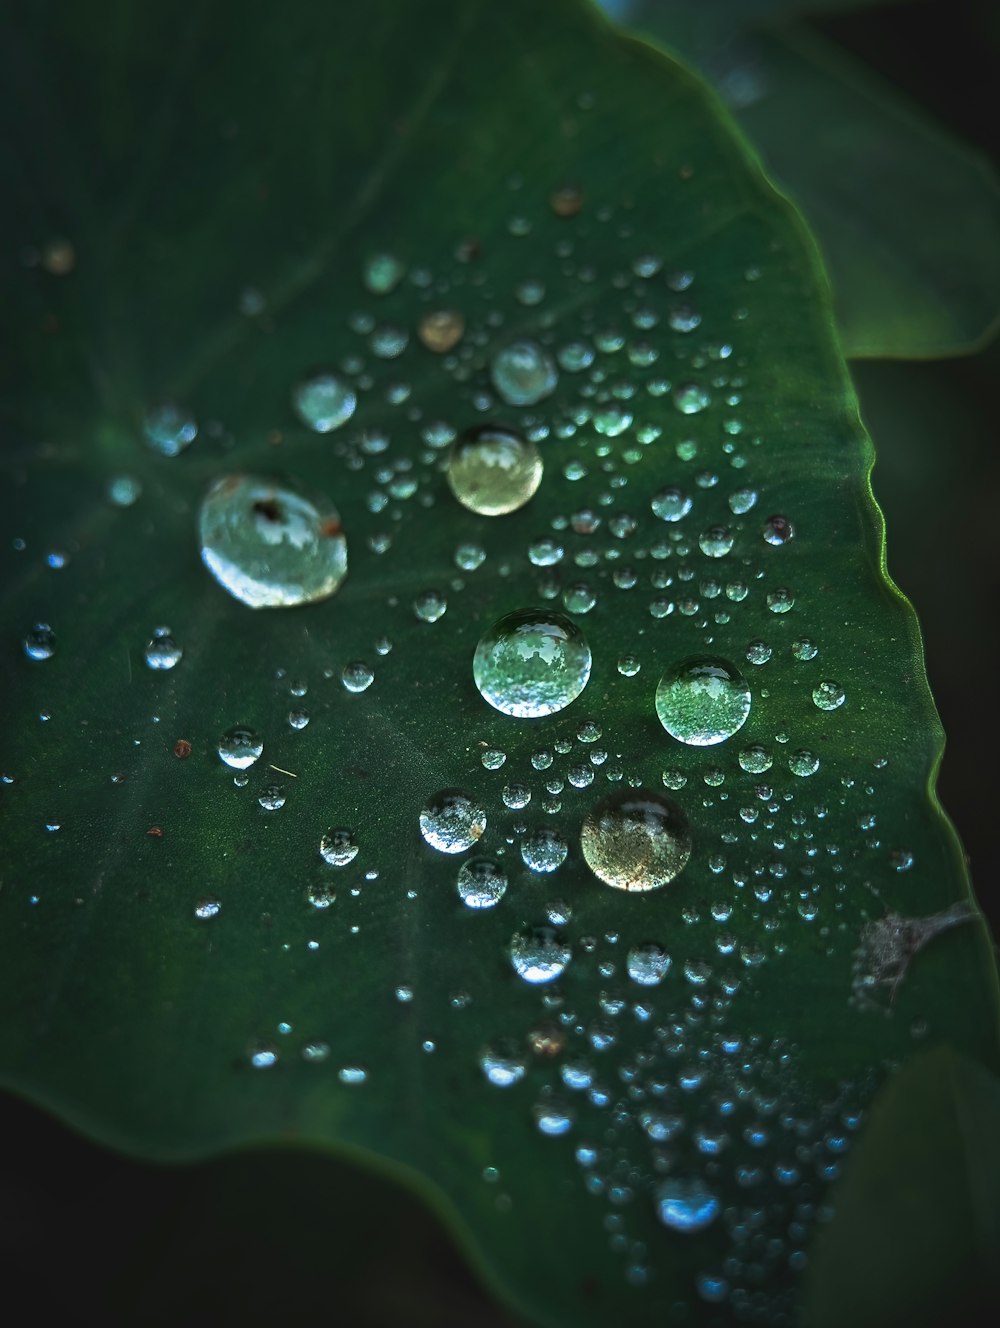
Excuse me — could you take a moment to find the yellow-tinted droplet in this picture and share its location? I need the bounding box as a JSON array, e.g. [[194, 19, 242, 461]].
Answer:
[[446, 425, 543, 516], [418, 309, 465, 353], [549, 185, 583, 217], [581, 788, 691, 892]]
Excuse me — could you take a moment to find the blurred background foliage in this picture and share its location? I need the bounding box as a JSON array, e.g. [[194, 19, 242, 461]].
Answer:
[[2, 2, 996, 1324]]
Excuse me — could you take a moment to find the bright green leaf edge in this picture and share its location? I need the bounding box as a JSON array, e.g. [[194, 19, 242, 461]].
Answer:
[[1, 2, 999, 1324]]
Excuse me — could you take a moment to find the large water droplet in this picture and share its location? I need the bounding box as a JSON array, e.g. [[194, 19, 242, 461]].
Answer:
[[655, 1177, 720, 1233], [292, 370, 357, 433], [218, 726, 263, 770], [473, 608, 591, 718], [457, 858, 507, 909], [419, 789, 486, 853], [509, 926, 571, 983], [655, 657, 751, 746], [198, 474, 347, 609], [490, 339, 558, 406], [580, 789, 691, 892], [446, 425, 543, 516]]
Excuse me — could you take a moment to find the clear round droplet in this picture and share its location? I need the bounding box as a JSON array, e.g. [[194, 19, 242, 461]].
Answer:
[[655, 657, 751, 746], [446, 425, 543, 516], [218, 726, 263, 770], [490, 339, 558, 406], [581, 789, 691, 892], [258, 784, 286, 811], [656, 1177, 721, 1233], [194, 897, 221, 920], [626, 942, 672, 986], [341, 661, 374, 693], [651, 488, 692, 522], [419, 789, 486, 854], [812, 680, 845, 711], [144, 626, 182, 671], [292, 370, 357, 433], [698, 526, 733, 558], [320, 828, 358, 866], [198, 474, 347, 609], [473, 608, 591, 718], [788, 750, 820, 777], [479, 1040, 527, 1087], [23, 623, 55, 661], [144, 401, 197, 457], [457, 858, 507, 909], [509, 926, 571, 983], [739, 745, 772, 774], [413, 589, 447, 623], [520, 827, 568, 873]]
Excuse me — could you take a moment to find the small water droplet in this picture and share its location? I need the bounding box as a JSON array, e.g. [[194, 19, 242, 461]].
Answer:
[[510, 926, 571, 983], [651, 487, 692, 522], [699, 526, 733, 558], [319, 828, 359, 866], [812, 680, 845, 710], [341, 661, 374, 693], [457, 858, 507, 909], [581, 789, 691, 892], [363, 252, 405, 295], [739, 745, 772, 774], [673, 383, 711, 415], [258, 785, 286, 811], [490, 340, 558, 406], [763, 514, 794, 545], [520, 827, 568, 873], [789, 750, 820, 777], [194, 897, 221, 920], [655, 1177, 720, 1233], [23, 623, 55, 661], [417, 308, 465, 352], [479, 1040, 527, 1086], [473, 608, 591, 718], [420, 790, 486, 854], [144, 402, 197, 456], [144, 626, 182, 671], [655, 657, 751, 746], [626, 942, 672, 985], [292, 370, 357, 432]]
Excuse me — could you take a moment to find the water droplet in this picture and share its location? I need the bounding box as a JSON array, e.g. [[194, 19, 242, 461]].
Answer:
[[446, 425, 543, 516], [341, 661, 374, 693], [370, 323, 408, 359], [144, 402, 197, 456], [258, 785, 286, 811], [534, 1100, 575, 1136], [655, 657, 751, 746], [144, 626, 182, 671], [593, 403, 632, 437], [481, 748, 506, 771], [699, 526, 733, 558], [813, 680, 845, 710], [23, 623, 55, 661], [673, 384, 711, 415], [417, 309, 465, 353], [520, 828, 568, 873], [509, 926, 571, 983], [651, 488, 692, 522], [198, 474, 347, 608], [457, 858, 507, 909], [739, 745, 772, 774], [194, 897, 221, 920], [502, 783, 531, 809], [249, 1044, 278, 1069], [292, 370, 357, 432], [413, 589, 447, 623], [792, 639, 818, 661], [338, 1066, 368, 1085], [319, 828, 359, 866], [655, 1177, 720, 1233], [473, 608, 591, 718], [581, 789, 691, 892], [363, 252, 405, 295], [746, 640, 772, 666], [108, 474, 142, 506], [626, 942, 672, 986], [617, 655, 641, 677], [728, 487, 758, 515], [788, 750, 820, 777], [455, 542, 486, 571], [762, 514, 794, 545], [549, 184, 584, 217], [420, 790, 486, 854], [480, 1041, 527, 1087], [218, 726, 263, 770], [490, 340, 557, 406], [557, 341, 595, 373]]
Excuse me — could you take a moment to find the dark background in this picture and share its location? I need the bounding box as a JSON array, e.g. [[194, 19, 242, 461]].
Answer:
[[1, 3, 996, 1323]]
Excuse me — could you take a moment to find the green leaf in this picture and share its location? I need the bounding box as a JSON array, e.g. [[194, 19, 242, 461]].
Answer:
[[1, 1, 998, 1323], [607, 1, 1000, 358], [802, 1047, 1000, 1328]]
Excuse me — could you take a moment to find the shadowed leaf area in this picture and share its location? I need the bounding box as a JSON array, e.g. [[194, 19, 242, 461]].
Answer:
[[1, 1, 997, 1323]]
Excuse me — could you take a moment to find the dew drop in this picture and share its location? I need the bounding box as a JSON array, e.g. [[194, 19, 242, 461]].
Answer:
[[534, 1100, 575, 1136], [812, 680, 846, 711], [447, 425, 543, 517], [413, 589, 447, 623], [789, 750, 820, 777], [218, 726, 263, 770], [292, 370, 357, 433], [490, 339, 558, 406], [763, 514, 794, 545], [23, 623, 55, 661], [143, 402, 197, 457], [457, 858, 507, 909], [341, 661, 374, 693], [473, 608, 591, 718], [738, 745, 772, 774], [673, 384, 711, 415], [418, 308, 465, 353], [655, 1177, 721, 1233], [258, 784, 286, 811], [655, 657, 751, 746], [581, 789, 691, 892], [363, 252, 405, 295], [194, 897, 221, 920], [420, 789, 486, 854], [479, 1041, 527, 1087], [626, 942, 672, 986], [651, 488, 692, 522], [144, 626, 182, 671], [520, 827, 568, 873], [198, 474, 347, 609], [509, 926, 571, 983], [319, 828, 359, 866]]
